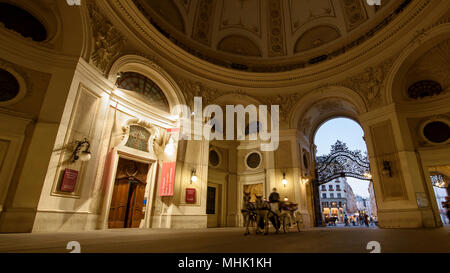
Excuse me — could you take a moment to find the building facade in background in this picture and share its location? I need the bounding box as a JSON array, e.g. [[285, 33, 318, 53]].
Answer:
[[320, 177, 348, 223]]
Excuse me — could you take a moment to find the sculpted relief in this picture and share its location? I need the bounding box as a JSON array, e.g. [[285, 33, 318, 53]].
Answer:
[[87, 0, 126, 74], [340, 58, 394, 109]]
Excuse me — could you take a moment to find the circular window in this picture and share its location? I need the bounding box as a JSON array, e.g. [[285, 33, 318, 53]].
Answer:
[[423, 121, 450, 144], [0, 69, 20, 102], [0, 3, 47, 42], [246, 152, 261, 169], [209, 149, 220, 167]]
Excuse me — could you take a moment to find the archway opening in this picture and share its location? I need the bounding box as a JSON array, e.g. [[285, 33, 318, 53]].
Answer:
[[428, 166, 450, 226], [314, 117, 378, 228]]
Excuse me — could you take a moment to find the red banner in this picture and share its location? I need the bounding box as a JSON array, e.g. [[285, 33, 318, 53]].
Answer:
[[60, 169, 78, 192], [186, 188, 196, 203], [159, 162, 176, 196], [158, 128, 180, 197]]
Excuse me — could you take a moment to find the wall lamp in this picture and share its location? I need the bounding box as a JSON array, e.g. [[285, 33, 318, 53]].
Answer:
[[282, 172, 288, 187], [72, 138, 91, 162], [382, 160, 392, 177], [190, 168, 197, 183], [363, 172, 372, 179]]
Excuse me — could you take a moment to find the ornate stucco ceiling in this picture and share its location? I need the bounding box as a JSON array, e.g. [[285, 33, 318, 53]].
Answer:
[[133, 0, 407, 72]]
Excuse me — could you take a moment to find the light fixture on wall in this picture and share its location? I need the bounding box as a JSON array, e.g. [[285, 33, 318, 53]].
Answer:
[[72, 138, 91, 162], [363, 172, 372, 179], [190, 168, 197, 183], [382, 161, 392, 177], [301, 177, 309, 184], [282, 172, 288, 187]]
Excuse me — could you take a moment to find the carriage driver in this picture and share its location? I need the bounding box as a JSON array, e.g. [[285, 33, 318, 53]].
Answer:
[[268, 187, 281, 214]]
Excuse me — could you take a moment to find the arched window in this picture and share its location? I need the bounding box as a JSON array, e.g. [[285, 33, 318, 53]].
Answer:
[[0, 3, 47, 42], [116, 72, 170, 112], [125, 125, 151, 152]]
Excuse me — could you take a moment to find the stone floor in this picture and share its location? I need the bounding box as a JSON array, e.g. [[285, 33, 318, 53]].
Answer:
[[0, 226, 448, 253]]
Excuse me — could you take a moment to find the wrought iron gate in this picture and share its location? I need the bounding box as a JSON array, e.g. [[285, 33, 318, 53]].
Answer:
[[313, 141, 372, 226]]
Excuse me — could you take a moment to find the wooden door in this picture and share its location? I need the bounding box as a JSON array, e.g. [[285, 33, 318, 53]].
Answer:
[[108, 179, 130, 228], [125, 181, 146, 228], [108, 158, 150, 229]]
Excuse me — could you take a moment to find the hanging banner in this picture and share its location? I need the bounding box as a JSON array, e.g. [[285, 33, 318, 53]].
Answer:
[[159, 161, 176, 196], [159, 128, 180, 197]]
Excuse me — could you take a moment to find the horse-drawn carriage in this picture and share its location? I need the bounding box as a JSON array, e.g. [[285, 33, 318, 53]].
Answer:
[[241, 192, 303, 235]]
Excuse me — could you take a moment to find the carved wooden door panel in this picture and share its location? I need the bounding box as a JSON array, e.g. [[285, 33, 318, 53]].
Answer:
[[108, 178, 130, 228], [108, 158, 150, 228], [126, 182, 146, 228]]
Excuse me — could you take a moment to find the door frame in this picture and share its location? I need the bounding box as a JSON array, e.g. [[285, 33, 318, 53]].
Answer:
[[207, 175, 227, 227], [206, 183, 221, 227], [100, 146, 158, 229]]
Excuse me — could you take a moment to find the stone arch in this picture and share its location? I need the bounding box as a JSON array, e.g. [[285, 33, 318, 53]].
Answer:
[[289, 85, 368, 132], [108, 54, 186, 115], [385, 23, 450, 105]]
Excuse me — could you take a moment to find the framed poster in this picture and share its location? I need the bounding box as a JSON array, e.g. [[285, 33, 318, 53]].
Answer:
[[60, 169, 79, 192], [186, 188, 196, 203]]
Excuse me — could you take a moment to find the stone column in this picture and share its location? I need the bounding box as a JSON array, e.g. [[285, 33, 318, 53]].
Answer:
[[360, 105, 437, 228]]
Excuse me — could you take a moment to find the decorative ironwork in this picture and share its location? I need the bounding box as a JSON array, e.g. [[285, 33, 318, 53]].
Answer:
[[315, 140, 371, 185], [408, 80, 443, 99]]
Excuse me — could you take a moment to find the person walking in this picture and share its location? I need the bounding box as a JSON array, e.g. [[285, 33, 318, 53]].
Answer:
[[364, 214, 370, 227]]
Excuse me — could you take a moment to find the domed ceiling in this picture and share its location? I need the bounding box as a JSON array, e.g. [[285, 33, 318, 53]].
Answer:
[[133, 0, 410, 72]]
